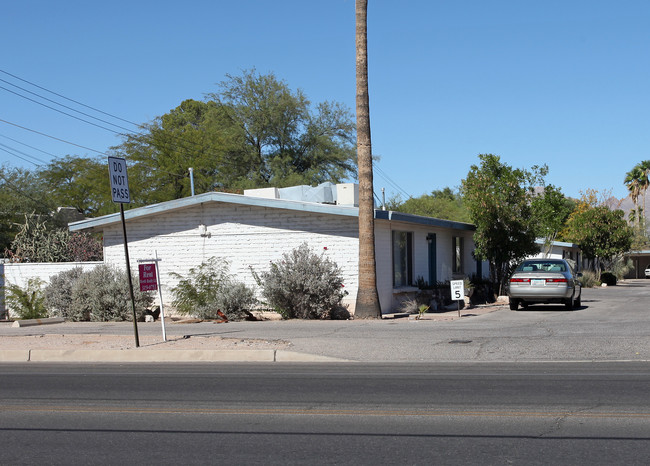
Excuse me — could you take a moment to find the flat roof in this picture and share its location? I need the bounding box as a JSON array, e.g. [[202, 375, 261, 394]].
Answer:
[[69, 192, 476, 232]]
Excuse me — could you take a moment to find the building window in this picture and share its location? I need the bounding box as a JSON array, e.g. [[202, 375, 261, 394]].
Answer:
[[392, 231, 413, 287], [452, 236, 464, 274]]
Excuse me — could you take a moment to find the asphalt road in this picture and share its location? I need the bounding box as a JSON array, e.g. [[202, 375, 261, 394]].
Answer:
[[3, 280, 649, 362], [1, 362, 649, 465]]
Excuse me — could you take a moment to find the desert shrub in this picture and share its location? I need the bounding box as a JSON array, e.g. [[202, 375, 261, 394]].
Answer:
[[4, 278, 48, 319], [170, 257, 257, 321], [600, 271, 617, 286], [69, 265, 152, 321], [44, 267, 85, 319], [259, 243, 347, 319], [578, 270, 600, 288], [6, 214, 102, 263], [609, 256, 633, 281]]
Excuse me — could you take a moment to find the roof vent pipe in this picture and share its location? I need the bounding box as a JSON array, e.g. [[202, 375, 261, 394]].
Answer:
[[189, 168, 195, 196]]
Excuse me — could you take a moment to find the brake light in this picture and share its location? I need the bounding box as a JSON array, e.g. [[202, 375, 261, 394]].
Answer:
[[546, 278, 568, 283], [510, 278, 530, 283]]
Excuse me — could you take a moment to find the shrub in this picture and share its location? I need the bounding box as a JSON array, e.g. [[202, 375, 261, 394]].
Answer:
[[6, 214, 102, 263], [259, 243, 347, 319], [600, 271, 617, 286], [170, 257, 257, 321], [44, 267, 85, 319], [4, 278, 48, 319], [609, 256, 633, 281], [69, 265, 152, 321], [578, 270, 600, 288]]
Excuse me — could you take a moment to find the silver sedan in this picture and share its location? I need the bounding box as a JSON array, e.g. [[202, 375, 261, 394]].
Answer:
[[507, 259, 582, 310]]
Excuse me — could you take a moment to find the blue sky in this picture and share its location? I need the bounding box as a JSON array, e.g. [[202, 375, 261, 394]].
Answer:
[[1, 0, 648, 202]]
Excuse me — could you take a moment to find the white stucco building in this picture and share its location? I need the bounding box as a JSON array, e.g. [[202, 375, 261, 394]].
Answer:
[[2, 183, 486, 317], [69, 183, 485, 315]]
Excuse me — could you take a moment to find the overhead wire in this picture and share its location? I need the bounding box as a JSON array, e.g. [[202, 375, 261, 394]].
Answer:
[[0, 68, 141, 127], [0, 142, 47, 166], [0, 78, 136, 133], [372, 160, 412, 200], [0, 132, 59, 159]]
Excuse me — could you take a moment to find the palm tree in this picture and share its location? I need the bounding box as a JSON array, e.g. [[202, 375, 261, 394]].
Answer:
[[354, 0, 381, 318], [624, 166, 643, 225], [637, 160, 650, 229]]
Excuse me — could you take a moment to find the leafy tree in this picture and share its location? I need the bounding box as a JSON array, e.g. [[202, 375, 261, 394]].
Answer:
[[390, 187, 471, 222], [530, 185, 575, 256], [207, 69, 357, 188], [111, 72, 357, 203], [563, 194, 633, 270], [112, 99, 247, 205], [0, 165, 52, 253], [461, 154, 546, 294], [38, 155, 112, 216]]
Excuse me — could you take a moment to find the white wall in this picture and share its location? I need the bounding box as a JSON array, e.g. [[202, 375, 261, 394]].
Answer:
[[375, 219, 477, 313], [100, 202, 362, 313], [1, 261, 102, 318]]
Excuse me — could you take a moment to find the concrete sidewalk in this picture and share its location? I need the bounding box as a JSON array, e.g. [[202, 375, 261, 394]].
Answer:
[[0, 304, 504, 363]]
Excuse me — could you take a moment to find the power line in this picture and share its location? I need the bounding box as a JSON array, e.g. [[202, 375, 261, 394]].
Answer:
[[0, 78, 137, 133], [0, 117, 109, 155], [372, 161, 412, 200], [0, 132, 59, 158], [0, 68, 141, 128], [0, 142, 47, 166], [0, 84, 129, 135]]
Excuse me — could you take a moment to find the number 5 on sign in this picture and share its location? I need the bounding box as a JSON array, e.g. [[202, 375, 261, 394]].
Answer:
[[450, 280, 465, 301]]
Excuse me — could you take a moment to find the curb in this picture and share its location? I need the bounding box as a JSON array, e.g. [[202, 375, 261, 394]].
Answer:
[[0, 350, 30, 362], [11, 317, 65, 328], [19, 349, 351, 363]]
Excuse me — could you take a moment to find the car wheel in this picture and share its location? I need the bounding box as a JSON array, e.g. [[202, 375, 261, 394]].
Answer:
[[509, 299, 518, 311], [574, 294, 581, 308], [564, 298, 573, 310]]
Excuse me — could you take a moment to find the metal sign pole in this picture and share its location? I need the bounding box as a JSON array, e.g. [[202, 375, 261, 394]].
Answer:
[[109, 156, 139, 348], [120, 203, 140, 347], [154, 251, 166, 341], [137, 254, 166, 342]]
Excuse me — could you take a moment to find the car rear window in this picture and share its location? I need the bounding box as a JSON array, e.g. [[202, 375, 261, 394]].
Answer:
[[517, 261, 566, 272]]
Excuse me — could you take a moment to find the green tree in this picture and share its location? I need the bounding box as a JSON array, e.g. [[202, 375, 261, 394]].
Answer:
[[207, 69, 356, 188], [531, 185, 575, 256], [390, 187, 471, 222], [38, 155, 112, 216], [563, 197, 633, 270], [113, 99, 247, 204], [0, 165, 52, 254], [461, 154, 546, 294]]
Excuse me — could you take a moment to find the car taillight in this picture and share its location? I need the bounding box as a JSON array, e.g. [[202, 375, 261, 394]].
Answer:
[[546, 278, 568, 283], [510, 278, 530, 283]]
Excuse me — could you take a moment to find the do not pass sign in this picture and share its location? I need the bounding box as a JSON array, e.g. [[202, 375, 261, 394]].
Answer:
[[108, 156, 131, 203], [138, 263, 158, 292]]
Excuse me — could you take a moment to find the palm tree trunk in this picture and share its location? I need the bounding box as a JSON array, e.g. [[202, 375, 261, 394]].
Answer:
[[354, 0, 381, 318]]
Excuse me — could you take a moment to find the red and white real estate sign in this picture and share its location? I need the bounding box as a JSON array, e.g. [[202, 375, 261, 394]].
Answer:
[[138, 263, 158, 292]]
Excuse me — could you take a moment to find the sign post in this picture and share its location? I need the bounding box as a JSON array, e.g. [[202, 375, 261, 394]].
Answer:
[[108, 157, 140, 348], [137, 251, 167, 341], [450, 279, 465, 318]]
